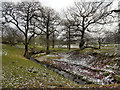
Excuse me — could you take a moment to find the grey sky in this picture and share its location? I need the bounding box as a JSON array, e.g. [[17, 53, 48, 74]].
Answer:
[[1, 0, 119, 35], [2, 0, 119, 11]]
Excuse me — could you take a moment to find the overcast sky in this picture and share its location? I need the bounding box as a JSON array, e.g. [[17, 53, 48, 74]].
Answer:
[[39, 0, 74, 11], [1, 0, 119, 35], [2, 0, 75, 11], [2, 0, 119, 11]]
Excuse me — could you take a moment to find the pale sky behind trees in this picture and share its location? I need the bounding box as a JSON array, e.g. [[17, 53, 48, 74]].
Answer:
[[2, 0, 119, 11], [1, 0, 120, 36]]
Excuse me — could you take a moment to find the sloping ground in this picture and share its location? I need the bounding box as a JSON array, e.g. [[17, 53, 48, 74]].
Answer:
[[66, 51, 119, 84], [2, 44, 79, 88], [2, 44, 120, 89], [36, 47, 120, 88]]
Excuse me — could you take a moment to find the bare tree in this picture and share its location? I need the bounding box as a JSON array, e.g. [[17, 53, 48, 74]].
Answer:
[[2, 25, 24, 45], [97, 35, 104, 49], [35, 7, 60, 54], [0, 21, 6, 43], [2, 2, 42, 58], [65, 1, 112, 49], [51, 28, 59, 48], [61, 19, 74, 50]]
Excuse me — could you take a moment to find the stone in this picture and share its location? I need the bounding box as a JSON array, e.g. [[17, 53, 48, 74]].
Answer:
[[74, 78, 85, 85], [50, 68, 55, 71], [28, 70, 32, 72], [20, 66, 23, 68], [54, 69, 59, 73], [12, 62, 15, 64], [44, 75, 46, 77], [64, 73, 70, 78], [68, 75, 74, 81], [33, 71, 37, 73], [59, 85, 63, 87], [46, 73, 49, 75], [59, 71, 66, 75]]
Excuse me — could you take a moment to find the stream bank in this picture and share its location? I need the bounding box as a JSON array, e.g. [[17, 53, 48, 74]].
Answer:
[[34, 51, 120, 85], [29, 57, 87, 85]]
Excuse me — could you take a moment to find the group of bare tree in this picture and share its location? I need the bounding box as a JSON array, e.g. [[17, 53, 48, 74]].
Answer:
[[62, 1, 113, 49], [2, 2, 60, 58], [2, 25, 24, 45], [2, 1, 115, 58]]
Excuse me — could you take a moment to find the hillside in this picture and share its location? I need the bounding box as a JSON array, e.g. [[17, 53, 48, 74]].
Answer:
[[1, 44, 120, 89], [2, 44, 79, 88]]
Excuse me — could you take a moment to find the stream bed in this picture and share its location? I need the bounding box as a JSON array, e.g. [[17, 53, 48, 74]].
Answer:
[[35, 52, 119, 85], [29, 57, 86, 85]]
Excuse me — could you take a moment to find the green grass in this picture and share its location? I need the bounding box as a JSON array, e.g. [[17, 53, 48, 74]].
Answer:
[[2, 44, 120, 88], [2, 44, 79, 88], [103, 72, 110, 77], [114, 75, 120, 83], [46, 56, 62, 60], [77, 44, 118, 57]]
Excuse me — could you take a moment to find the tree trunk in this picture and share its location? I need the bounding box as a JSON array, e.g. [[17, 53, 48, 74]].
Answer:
[[68, 27, 71, 50], [52, 32, 55, 48], [79, 31, 85, 49], [79, 17, 85, 49], [2, 26, 3, 43], [46, 33, 50, 54], [24, 12, 30, 58], [52, 39, 55, 48], [33, 35, 35, 49], [24, 44, 29, 57], [24, 34, 29, 58], [98, 41, 101, 49], [46, 14, 50, 54]]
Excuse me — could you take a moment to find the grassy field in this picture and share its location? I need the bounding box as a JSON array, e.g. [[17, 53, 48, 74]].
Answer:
[[2, 44, 79, 88], [1, 44, 120, 88]]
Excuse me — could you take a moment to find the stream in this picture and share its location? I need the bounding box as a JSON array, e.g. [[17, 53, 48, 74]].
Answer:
[[29, 57, 86, 85], [30, 51, 119, 85]]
